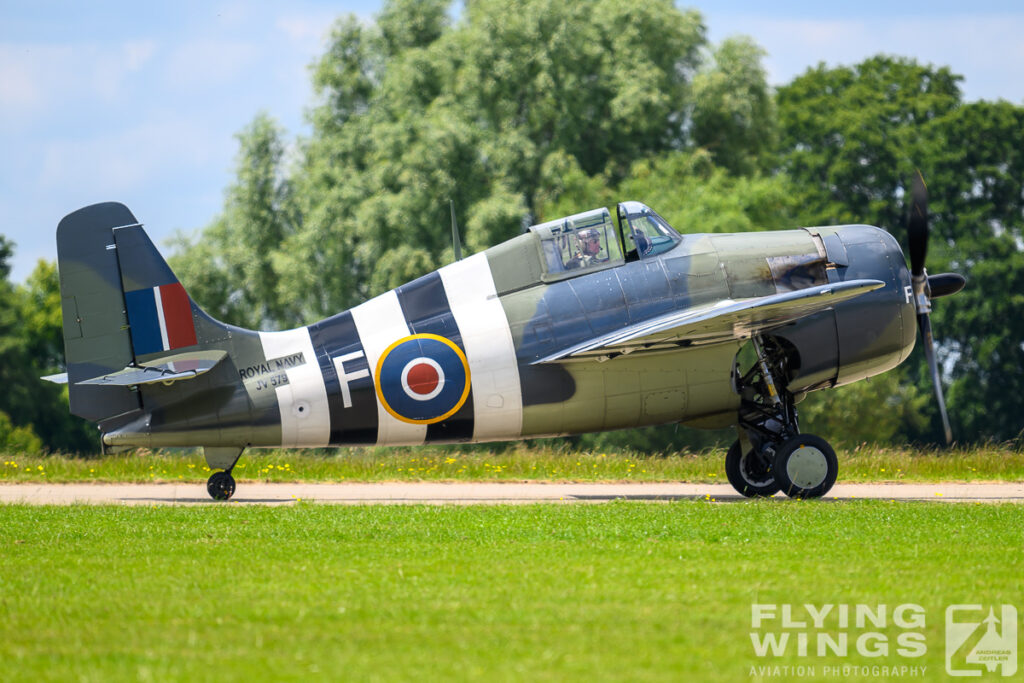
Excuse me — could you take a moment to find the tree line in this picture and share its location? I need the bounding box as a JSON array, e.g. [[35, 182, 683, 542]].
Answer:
[[5, 0, 1022, 453]]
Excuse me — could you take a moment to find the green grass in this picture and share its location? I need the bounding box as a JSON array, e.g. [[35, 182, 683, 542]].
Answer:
[[1, 501, 1022, 681], [1, 442, 1023, 484]]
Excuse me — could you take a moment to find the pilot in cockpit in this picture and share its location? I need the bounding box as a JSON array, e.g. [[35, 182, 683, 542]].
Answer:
[[566, 228, 605, 269]]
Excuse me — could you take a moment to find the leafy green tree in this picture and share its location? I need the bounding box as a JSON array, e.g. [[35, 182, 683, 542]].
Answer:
[[776, 56, 961, 229], [0, 237, 36, 429], [538, 148, 802, 251], [0, 246, 97, 453], [690, 36, 776, 176], [776, 56, 1024, 444], [798, 372, 929, 446], [455, 0, 705, 203], [19, 261, 64, 366], [617, 150, 800, 233], [578, 423, 731, 454], [166, 1, 1024, 450], [192, 0, 720, 323], [0, 410, 43, 455], [17, 260, 100, 452], [274, 5, 477, 320], [924, 101, 1024, 441], [171, 113, 296, 328], [377, 0, 449, 55]]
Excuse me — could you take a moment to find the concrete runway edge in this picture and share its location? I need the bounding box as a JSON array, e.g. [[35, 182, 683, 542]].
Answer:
[[1, 481, 1022, 505]]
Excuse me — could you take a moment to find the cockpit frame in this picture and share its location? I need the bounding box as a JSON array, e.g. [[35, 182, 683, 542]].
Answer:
[[529, 207, 624, 282], [616, 201, 683, 262], [527, 202, 683, 282]]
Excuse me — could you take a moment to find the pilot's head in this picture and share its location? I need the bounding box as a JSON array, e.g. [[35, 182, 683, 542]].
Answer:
[[578, 228, 602, 257]]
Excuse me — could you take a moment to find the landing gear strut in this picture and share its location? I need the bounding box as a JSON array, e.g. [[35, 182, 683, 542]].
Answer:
[[727, 335, 838, 499]]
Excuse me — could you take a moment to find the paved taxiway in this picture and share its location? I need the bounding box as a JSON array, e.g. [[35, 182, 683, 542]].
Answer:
[[0, 481, 1022, 505]]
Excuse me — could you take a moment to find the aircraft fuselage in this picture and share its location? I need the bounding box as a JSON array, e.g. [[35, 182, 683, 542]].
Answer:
[[102, 223, 915, 451]]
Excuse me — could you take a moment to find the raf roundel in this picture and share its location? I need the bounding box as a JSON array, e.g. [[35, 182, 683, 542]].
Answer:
[[375, 334, 471, 424]]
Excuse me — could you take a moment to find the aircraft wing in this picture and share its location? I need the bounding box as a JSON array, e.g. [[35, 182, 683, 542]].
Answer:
[[73, 350, 228, 386], [534, 279, 885, 363]]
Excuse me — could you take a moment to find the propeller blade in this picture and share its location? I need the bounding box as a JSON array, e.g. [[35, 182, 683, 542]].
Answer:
[[927, 272, 966, 298], [908, 171, 929, 277], [450, 199, 463, 261], [905, 170, 963, 445], [917, 312, 953, 445]]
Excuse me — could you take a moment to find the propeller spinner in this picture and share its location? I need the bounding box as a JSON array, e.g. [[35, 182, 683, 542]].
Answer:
[[907, 172, 966, 445]]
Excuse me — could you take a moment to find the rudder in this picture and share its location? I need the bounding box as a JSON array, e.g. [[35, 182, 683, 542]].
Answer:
[[114, 223, 199, 357]]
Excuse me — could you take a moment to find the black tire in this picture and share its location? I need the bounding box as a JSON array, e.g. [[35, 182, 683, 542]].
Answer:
[[206, 471, 236, 501], [773, 434, 838, 499], [724, 439, 780, 498]]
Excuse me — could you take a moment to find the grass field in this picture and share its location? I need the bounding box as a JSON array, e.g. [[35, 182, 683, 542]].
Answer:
[[1, 501, 1022, 681], [1, 442, 1022, 484]]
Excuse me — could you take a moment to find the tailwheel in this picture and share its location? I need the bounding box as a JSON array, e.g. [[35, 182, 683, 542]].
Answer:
[[773, 434, 838, 499], [724, 440, 780, 497], [206, 470, 236, 501]]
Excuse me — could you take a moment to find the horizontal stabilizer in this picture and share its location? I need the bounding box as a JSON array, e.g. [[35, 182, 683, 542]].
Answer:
[[41, 372, 69, 384], [535, 279, 885, 363], [76, 350, 228, 386]]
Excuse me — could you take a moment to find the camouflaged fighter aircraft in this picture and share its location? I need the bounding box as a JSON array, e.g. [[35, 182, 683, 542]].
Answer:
[[47, 180, 963, 500]]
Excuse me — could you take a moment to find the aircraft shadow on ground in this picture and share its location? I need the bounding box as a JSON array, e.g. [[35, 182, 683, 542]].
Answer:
[[112, 493, 1007, 505], [121, 497, 292, 504], [573, 494, 753, 502]]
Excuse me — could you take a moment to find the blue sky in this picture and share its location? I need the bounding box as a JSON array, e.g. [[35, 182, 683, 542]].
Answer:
[[2, 1, 1023, 282]]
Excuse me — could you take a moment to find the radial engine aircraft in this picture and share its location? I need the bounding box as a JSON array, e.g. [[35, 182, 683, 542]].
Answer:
[[46, 180, 963, 500]]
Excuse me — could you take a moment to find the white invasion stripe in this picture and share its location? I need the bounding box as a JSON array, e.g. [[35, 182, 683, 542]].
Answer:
[[259, 328, 330, 447], [153, 286, 170, 351], [350, 290, 427, 446], [439, 252, 523, 440]]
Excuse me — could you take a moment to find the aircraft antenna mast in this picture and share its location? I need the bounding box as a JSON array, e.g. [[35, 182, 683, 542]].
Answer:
[[450, 199, 463, 262]]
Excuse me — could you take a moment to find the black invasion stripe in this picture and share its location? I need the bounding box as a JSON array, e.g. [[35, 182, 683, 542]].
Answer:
[[308, 311, 378, 445], [395, 271, 475, 442]]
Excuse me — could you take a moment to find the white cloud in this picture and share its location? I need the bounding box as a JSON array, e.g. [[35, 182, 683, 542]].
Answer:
[[89, 40, 159, 100], [0, 46, 45, 108], [162, 40, 260, 90], [124, 40, 158, 71], [0, 41, 159, 122], [212, 0, 249, 28], [276, 12, 336, 45], [708, 13, 1024, 102], [38, 117, 227, 195]]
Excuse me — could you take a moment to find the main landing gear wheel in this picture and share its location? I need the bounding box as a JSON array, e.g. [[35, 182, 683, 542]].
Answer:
[[206, 471, 236, 501], [773, 434, 838, 499], [725, 440, 780, 497]]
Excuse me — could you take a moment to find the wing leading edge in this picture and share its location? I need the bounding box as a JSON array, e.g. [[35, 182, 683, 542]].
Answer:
[[534, 279, 885, 364]]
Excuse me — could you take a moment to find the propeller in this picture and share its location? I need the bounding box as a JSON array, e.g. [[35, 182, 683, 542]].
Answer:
[[906, 172, 966, 445]]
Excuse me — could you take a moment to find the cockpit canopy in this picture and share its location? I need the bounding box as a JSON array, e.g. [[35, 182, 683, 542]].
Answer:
[[617, 201, 682, 260], [531, 208, 623, 280], [527, 202, 681, 281]]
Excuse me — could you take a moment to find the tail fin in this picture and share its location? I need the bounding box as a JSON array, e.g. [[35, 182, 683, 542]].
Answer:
[[56, 202, 207, 423], [58, 203, 142, 422]]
